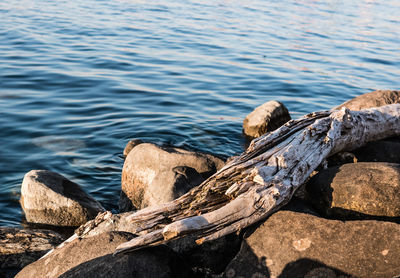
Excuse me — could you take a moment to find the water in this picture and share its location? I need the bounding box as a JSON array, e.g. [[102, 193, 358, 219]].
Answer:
[[0, 0, 399, 227]]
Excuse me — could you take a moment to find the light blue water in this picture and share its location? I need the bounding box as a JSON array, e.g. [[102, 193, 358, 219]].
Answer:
[[0, 0, 399, 227]]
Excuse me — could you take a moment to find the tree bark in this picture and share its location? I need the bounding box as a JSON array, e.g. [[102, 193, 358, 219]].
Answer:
[[47, 104, 400, 257]]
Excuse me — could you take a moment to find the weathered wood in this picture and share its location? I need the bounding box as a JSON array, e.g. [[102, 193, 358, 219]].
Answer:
[[49, 104, 400, 257], [0, 227, 65, 269]]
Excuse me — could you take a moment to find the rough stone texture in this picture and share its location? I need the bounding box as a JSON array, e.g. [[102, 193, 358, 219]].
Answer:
[[120, 143, 225, 211], [16, 232, 192, 278], [222, 209, 400, 278], [0, 227, 65, 269], [20, 170, 105, 227], [306, 162, 400, 219], [242, 100, 291, 138], [334, 90, 400, 111], [123, 139, 143, 157]]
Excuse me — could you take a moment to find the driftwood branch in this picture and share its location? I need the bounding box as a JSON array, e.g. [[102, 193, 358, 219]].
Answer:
[[53, 104, 400, 257]]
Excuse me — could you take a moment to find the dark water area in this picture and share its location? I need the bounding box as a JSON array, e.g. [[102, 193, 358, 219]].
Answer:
[[0, 0, 399, 227]]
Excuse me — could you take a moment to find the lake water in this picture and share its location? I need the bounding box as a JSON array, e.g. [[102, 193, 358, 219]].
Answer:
[[0, 0, 399, 227]]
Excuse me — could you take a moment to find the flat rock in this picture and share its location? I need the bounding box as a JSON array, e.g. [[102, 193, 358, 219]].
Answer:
[[20, 170, 105, 227], [243, 100, 291, 138], [222, 209, 400, 278], [0, 227, 65, 269], [120, 143, 225, 211], [306, 162, 400, 219], [334, 90, 400, 111], [16, 231, 192, 278]]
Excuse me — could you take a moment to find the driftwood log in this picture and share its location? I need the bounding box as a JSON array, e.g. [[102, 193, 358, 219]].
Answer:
[[47, 104, 400, 257]]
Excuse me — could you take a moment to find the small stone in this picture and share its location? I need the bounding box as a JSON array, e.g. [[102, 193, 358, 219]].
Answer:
[[20, 170, 105, 227], [243, 100, 291, 138]]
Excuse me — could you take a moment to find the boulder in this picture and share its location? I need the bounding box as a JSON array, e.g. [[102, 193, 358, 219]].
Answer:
[[306, 162, 400, 219], [120, 143, 225, 211], [243, 100, 291, 138], [16, 232, 192, 278], [123, 139, 143, 157], [0, 227, 65, 269], [20, 170, 105, 227], [334, 90, 400, 111], [222, 209, 400, 278]]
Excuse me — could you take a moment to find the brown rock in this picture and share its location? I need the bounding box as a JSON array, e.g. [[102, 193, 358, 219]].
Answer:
[[334, 90, 400, 111], [16, 232, 192, 278], [120, 143, 225, 211], [223, 209, 400, 278], [0, 227, 65, 269], [20, 170, 105, 227], [306, 162, 400, 219], [243, 100, 291, 138]]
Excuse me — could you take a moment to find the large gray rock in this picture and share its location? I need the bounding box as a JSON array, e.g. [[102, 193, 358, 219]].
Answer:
[[0, 227, 65, 269], [243, 100, 291, 138], [334, 90, 400, 111], [223, 209, 400, 278], [120, 143, 225, 211], [16, 231, 192, 278], [306, 162, 400, 219], [20, 170, 105, 227]]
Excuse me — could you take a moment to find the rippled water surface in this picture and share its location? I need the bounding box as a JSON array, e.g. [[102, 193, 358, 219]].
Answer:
[[1, 0, 399, 226]]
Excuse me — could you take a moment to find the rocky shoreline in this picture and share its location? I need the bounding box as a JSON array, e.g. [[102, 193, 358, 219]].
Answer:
[[2, 90, 400, 277]]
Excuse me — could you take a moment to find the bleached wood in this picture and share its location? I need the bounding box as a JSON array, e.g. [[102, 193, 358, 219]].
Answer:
[[48, 104, 400, 257]]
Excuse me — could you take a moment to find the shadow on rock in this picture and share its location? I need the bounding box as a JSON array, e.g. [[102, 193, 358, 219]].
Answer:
[[59, 246, 192, 278], [222, 241, 271, 278], [279, 258, 352, 278]]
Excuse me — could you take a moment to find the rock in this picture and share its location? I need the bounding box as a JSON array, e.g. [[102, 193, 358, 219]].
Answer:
[[16, 231, 192, 278], [0, 227, 65, 269], [306, 162, 400, 219], [334, 90, 400, 111], [123, 139, 143, 157], [120, 143, 225, 211], [20, 170, 105, 227], [222, 209, 400, 278], [352, 138, 400, 164], [243, 100, 291, 138]]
